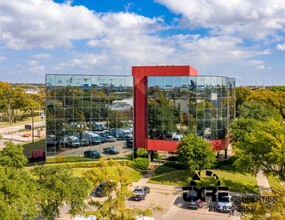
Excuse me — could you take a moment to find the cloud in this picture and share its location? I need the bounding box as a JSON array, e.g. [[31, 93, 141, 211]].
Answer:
[[58, 53, 108, 69], [0, 56, 6, 61], [276, 43, 285, 51], [0, 0, 103, 49], [32, 53, 52, 59], [156, 0, 285, 41], [27, 60, 45, 72]]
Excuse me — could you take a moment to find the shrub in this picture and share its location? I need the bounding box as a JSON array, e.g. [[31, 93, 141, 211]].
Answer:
[[164, 161, 185, 170], [133, 158, 149, 172], [166, 156, 178, 161], [214, 156, 237, 170], [46, 160, 134, 169]]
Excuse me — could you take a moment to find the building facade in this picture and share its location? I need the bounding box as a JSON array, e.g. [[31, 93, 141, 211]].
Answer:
[[45, 66, 235, 162]]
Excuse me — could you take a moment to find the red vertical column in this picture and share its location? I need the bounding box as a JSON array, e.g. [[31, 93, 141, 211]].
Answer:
[[133, 69, 147, 149]]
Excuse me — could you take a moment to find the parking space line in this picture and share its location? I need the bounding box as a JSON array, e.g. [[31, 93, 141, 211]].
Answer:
[[142, 192, 154, 206]]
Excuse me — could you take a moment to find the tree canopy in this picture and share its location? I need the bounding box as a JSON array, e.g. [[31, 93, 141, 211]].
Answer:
[[84, 159, 159, 220], [232, 119, 285, 180], [177, 133, 216, 171], [0, 82, 44, 124], [242, 187, 285, 220], [0, 142, 91, 219], [231, 90, 285, 181], [32, 165, 91, 220], [238, 100, 282, 122]]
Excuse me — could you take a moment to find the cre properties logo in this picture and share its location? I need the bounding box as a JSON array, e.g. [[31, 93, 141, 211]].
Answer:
[[182, 170, 277, 213]]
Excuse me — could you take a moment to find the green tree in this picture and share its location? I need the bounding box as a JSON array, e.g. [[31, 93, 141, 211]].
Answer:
[[241, 187, 285, 220], [235, 87, 253, 113], [177, 133, 216, 171], [0, 142, 37, 219], [0, 82, 43, 124], [232, 119, 285, 181], [84, 159, 159, 220], [32, 166, 91, 220], [248, 89, 285, 118], [0, 141, 28, 168], [238, 100, 282, 122]]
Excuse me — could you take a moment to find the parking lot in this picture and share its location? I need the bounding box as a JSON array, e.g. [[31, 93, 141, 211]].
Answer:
[[49, 140, 134, 159], [84, 183, 241, 220]]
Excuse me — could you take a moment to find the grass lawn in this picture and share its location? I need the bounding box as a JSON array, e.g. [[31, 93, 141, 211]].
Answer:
[[267, 175, 282, 189], [46, 156, 94, 163], [149, 169, 259, 194], [72, 166, 142, 182], [1, 113, 44, 128], [21, 138, 45, 158]]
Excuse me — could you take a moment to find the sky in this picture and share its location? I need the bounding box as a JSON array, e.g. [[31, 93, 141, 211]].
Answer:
[[0, 0, 285, 85]]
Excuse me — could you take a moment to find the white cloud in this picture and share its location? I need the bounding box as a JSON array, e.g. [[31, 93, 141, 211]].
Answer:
[[156, 0, 285, 41], [276, 43, 285, 51], [27, 60, 45, 72], [32, 53, 52, 59], [58, 53, 108, 69], [0, 0, 103, 49], [0, 56, 6, 61], [256, 65, 265, 70]]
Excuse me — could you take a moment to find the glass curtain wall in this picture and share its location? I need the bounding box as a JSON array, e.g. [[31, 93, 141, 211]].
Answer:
[[46, 74, 134, 162], [147, 76, 235, 141]]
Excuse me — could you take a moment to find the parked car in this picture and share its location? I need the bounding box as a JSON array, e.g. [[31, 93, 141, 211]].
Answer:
[[92, 122, 107, 131], [104, 135, 116, 142], [103, 146, 119, 154], [79, 138, 89, 146], [84, 150, 102, 159], [109, 128, 125, 140], [122, 129, 133, 140], [215, 193, 233, 212], [98, 133, 106, 143], [94, 182, 114, 197], [126, 139, 133, 148], [82, 131, 101, 145], [60, 136, 80, 148], [46, 135, 60, 146], [185, 190, 203, 209], [132, 186, 150, 201]]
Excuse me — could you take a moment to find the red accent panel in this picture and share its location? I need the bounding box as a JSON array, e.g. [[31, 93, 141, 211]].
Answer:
[[132, 66, 198, 150], [209, 139, 226, 151], [147, 139, 180, 152]]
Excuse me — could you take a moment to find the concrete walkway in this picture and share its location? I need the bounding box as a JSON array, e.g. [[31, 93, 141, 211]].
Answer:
[[256, 170, 271, 194]]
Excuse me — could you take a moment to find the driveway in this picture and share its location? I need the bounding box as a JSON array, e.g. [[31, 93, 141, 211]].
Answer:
[[128, 183, 240, 220]]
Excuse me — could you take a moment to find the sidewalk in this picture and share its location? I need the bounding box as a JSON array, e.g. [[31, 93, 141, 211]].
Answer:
[[256, 170, 271, 194]]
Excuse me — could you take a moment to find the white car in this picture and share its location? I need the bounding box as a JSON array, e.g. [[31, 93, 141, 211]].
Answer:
[[215, 193, 233, 212]]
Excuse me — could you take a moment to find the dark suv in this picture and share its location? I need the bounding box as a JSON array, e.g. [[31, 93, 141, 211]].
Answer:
[[132, 186, 150, 201], [126, 139, 133, 148], [94, 182, 114, 197]]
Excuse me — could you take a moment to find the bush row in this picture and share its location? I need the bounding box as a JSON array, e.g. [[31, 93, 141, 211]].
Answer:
[[47, 159, 135, 169]]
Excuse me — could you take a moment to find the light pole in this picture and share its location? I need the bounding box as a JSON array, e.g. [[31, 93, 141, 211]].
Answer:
[[38, 106, 40, 123], [31, 108, 34, 143]]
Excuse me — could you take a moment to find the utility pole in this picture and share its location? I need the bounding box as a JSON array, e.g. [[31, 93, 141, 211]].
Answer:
[[8, 89, 11, 125], [31, 108, 34, 143]]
